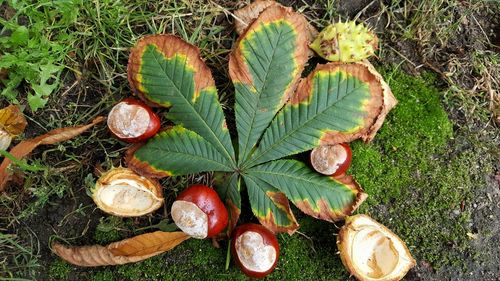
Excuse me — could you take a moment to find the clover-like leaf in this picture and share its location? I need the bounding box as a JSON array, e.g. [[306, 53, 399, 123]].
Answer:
[[128, 35, 235, 165]]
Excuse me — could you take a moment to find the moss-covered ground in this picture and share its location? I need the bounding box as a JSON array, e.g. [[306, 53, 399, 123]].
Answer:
[[41, 68, 493, 281]]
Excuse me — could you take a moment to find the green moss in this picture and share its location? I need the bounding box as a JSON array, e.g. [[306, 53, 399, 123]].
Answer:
[[351, 69, 479, 269], [48, 259, 71, 281], [87, 216, 348, 281], [90, 269, 115, 281]]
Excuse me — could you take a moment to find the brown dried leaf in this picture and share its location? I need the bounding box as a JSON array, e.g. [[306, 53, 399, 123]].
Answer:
[[108, 231, 189, 257], [0, 105, 27, 136], [51, 243, 160, 267], [0, 116, 105, 192], [52, 231, 189, 267]]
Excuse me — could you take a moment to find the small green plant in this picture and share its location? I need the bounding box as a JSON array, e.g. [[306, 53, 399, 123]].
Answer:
[[127, 5, 392, 235], [94, 216, 125, 244], [0, 0, 76, 111]]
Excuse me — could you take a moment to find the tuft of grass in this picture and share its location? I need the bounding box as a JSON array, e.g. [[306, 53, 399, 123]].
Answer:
[[0, 231, 40, 279]]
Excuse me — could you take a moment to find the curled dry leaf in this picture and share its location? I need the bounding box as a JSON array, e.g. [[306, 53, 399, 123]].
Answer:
[[0, 105, 27, 150], [52, 231, 189, 267], [0, 116, 104, 192], [51, 244, 156, 267]]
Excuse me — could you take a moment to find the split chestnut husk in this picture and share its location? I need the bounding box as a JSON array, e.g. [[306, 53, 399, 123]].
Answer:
[[337, 215, 416, 281], [92, 167, 164, 217]]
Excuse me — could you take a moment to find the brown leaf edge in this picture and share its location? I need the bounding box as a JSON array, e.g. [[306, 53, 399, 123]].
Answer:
[[229, 4, 310, 104], [333, 174, 368, 218], [292, 174, 367, 222], [0, 116, 105, 192], [260, 190, 299, 235], [127, 34, 215, 107], [124, 141, 172, 179], [233, 0, 318, 50], [52, 231, 189, 267], [359, 60, 398, 142]]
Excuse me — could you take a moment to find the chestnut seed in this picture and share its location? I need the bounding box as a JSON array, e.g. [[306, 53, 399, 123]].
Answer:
[[231, 223, 280, 278], [171, 184, 228, 239], [107, 98, 160, 143], [310, 143, 352, 176]]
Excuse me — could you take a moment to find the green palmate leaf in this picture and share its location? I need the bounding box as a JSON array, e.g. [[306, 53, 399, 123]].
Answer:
[[229, 5, 309, 163], [248, 159, 367, 222], [129, 126, 232, 177], [215, 173, 241, 235], [128, 35, 235, 165], [243, 174, 299, 234], [245, 62, 385, 167]]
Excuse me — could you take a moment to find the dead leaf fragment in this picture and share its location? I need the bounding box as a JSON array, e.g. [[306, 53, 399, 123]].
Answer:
[[0, 105, 28, 136], [52, 231, 189, 267], [262, 191, 299, 235], [0, 116, 105, 192]]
